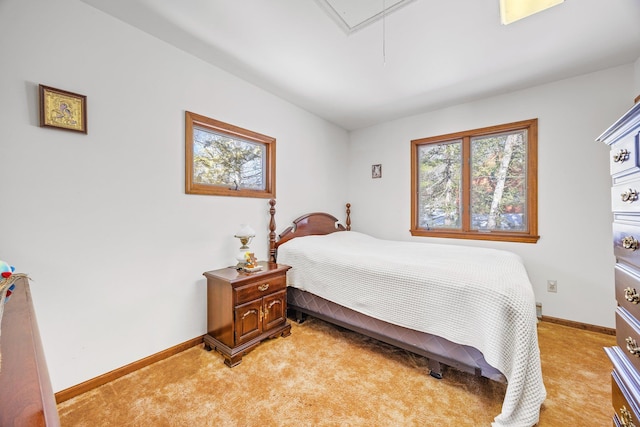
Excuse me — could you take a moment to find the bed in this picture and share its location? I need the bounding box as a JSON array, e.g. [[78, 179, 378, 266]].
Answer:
[[267, 200, 546, 427]]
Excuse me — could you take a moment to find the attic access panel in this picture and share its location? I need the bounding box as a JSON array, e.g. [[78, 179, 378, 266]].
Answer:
[[315, 0, 417, 34]]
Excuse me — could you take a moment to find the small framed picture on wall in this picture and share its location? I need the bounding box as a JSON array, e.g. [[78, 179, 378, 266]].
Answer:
[[372, 164, 382, 179], [39, 84, 87, 134]]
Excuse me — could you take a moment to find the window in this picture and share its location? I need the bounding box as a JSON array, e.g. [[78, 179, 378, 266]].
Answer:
[[185, 111, 275, 198], [410, 119, 538, 243]]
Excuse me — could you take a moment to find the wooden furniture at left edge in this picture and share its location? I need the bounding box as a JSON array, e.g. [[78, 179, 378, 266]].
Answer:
[[0, 276, 60, 426]]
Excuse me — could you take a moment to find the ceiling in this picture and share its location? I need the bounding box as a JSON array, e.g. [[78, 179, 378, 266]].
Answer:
[[81, 0, 640, 131]]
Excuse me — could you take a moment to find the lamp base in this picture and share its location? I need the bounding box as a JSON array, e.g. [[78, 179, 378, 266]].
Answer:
[[235, 246, 252, 265], [240, 265, 263, 273]]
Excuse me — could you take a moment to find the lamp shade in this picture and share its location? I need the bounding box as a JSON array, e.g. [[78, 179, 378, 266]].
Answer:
[[235, 224, 256, 238]]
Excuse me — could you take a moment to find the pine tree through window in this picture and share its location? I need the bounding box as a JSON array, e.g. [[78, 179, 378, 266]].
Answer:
[[185, 111, 275, 198], [410, 119, 539, 243]]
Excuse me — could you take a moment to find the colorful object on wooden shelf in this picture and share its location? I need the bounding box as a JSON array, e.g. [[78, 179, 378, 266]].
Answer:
[[0, 260, 13, 279], [0, 261, 29, 306], [0, 261, 16, 303], [3, 284, 15, 304]]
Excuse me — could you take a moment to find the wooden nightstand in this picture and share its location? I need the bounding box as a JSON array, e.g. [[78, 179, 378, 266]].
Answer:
[[202, 261, 291, 367]]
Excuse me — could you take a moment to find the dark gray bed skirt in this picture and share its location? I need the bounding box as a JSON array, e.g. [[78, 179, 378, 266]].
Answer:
[[287, 286, 506, 383]]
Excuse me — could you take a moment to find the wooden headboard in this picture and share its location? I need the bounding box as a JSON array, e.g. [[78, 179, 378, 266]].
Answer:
[[268, 199, 351, 262]]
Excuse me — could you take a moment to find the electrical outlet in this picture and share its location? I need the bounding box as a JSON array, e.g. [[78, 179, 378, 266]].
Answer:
[[547, 280, 557, 293]]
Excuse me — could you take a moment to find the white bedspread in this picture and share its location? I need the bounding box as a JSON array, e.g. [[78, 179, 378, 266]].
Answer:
[[277, 231, 546, 427]]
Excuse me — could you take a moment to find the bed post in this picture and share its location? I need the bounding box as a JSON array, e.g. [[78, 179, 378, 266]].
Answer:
[[346, 203, 351, 231], [269, 199, 277, 263]]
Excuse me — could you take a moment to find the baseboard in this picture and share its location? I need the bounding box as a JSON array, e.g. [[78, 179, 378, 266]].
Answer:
[[541, 315, 615, 336], [55, 335, 204, 404]]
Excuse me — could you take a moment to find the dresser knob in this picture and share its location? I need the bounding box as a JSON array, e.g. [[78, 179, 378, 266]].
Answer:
[[625, 287, 640, 304], [622, 189, 639, 203], [614, 148, 631, 163], [623, 236, 639, 251], [258, 283, 269, 291], [626, 336, 640, 357], [620, 405, 636, 427]]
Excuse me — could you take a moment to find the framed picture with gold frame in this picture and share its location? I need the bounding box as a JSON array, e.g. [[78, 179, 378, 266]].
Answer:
[[39, 84, 87, 134]]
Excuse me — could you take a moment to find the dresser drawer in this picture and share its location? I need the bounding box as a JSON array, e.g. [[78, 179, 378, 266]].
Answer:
[[616, 265, 640, 319], [613, 180, 640, 212], [606, 345, 640, 427], [616, 307, 640, 372], [614, 223, 640, 269], [610, 132, 640, 183], [613, 371, 640, 427], [234, 275, 286, 305]]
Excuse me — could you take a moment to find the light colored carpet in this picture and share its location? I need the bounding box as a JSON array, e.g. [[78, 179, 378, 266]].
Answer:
[[57, 318, 615, 426]]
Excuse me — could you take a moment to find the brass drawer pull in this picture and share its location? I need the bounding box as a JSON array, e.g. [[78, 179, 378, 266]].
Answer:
[[258, 283, 269, 291], [623, 236, 639, 251], [625, 287, 640, 304], [614, 148, 631, 163], [626, 336, 640, 357], [622, 189, 639, 203], [242, 308, 258, 319], [620, 405, 636, 427]]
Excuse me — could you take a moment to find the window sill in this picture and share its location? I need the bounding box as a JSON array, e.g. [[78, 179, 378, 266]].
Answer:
[[410, 228, 540, 244]]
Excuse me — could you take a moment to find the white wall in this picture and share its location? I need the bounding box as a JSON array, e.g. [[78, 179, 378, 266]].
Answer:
[[348, 65, 637, 329], [0, 0, 348, 391]]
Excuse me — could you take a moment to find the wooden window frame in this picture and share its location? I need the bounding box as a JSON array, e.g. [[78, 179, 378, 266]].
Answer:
[[185, 111, 276, 198], [410, 119, 539, 243]]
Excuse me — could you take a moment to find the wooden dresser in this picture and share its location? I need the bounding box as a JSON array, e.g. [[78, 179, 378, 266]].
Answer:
[[203, 262, 291, 367], [599, 101, 640, 426], [0, 276, 60, 426]]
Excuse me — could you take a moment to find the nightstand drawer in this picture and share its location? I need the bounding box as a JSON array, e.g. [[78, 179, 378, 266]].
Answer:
[[235, 275, 286, 305]]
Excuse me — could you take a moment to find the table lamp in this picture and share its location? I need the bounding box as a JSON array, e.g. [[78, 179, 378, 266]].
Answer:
[[234, 224, 256, 265]]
